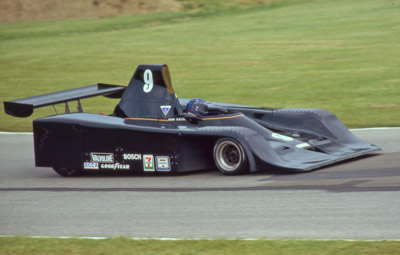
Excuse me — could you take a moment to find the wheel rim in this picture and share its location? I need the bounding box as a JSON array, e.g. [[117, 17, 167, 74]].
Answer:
[[215, 140, 242, 172]]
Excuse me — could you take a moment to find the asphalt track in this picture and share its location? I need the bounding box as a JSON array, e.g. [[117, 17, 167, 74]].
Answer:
[[0, 128, 399, 240]]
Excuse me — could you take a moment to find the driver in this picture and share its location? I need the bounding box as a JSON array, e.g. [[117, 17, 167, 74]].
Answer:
[[185, 98, 208, 117]]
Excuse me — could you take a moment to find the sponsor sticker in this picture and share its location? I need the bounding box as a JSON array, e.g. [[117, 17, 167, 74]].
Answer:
[[84, 162, 99, 170], [123, 153, 142, 160], [160, 105, 171, 116], [100, 163, 130, 170], [296, 142, 311, 149], [143, 154, 155, 171], [271, 133, 294, 142], [156, 156, 171, 172], [168, 117, 185, 122], [90, 152, 114, 163]]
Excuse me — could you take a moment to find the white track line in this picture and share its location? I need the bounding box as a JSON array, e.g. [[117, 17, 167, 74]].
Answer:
[[0, 132, 33, 135], [0, 235, 399, 241], [351, 127, 400, 131], [1, 127, 400, 135]]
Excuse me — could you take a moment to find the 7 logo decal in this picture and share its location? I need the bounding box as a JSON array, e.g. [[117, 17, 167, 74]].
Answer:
[[143, 154, 155, 171]]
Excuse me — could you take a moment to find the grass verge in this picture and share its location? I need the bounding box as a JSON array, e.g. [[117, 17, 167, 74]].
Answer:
[[1, 0, 399, 131], [1, 237, 400, 255]]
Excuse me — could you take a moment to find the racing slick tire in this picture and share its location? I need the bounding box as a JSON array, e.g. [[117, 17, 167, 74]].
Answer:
[[53, 167, 84, 177], [213, 138, 248, 175]]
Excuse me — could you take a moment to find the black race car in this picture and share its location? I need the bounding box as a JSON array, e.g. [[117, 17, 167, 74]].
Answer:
[[4, 64, 380, 176]]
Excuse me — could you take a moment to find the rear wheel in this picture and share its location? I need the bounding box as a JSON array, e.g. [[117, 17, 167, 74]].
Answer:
[[213, 138, 248, 175], [53, 167, 83, 177]]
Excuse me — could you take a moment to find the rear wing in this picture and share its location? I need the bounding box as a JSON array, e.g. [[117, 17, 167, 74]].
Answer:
[[4, 83, 126, 117]]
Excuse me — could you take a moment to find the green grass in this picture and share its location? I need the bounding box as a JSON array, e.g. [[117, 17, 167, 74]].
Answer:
[[1, 237, 400, 255], [1, 0, 399, 131]]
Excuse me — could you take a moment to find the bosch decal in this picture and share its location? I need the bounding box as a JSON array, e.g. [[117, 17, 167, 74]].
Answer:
[[156, 156, 171, 171], [84, 162, 99, 170], [90, 152, 114, 163], [123, 153, 142, 160], [143, 154, 155, 171]]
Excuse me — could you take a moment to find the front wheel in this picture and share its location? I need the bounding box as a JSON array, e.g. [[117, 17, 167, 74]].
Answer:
[[53, 167, 83, 177], [213, 138, 248, 175]]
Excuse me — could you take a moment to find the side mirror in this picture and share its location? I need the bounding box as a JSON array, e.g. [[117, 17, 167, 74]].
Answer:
[[184, 112, 202, 124]]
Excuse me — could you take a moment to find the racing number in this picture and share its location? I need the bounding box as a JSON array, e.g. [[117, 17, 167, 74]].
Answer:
[[143, 69, 153, 93]]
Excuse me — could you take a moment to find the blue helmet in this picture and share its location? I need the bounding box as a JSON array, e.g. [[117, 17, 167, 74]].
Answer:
[[185, 98, 208, 116]]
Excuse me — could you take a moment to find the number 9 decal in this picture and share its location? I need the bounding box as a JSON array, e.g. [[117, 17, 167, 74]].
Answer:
[[143, 69, 153, 93]]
